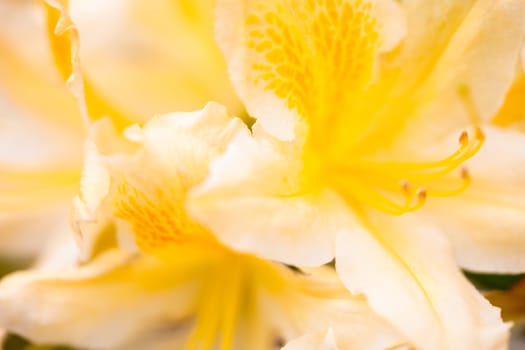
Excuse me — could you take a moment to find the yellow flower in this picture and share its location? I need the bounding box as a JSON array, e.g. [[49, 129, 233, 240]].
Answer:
[[188, 0, 525, 348], [0, 0, 240, 259], [0, 104, 408, 350]]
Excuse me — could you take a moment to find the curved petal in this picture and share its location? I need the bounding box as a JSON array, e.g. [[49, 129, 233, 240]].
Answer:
[[491, 72, 525, 130], [67, 0, 242, 120], [0, 249, 197, 350], [188, 124, 356, 266], [0, 0, 84, 130], [43, 0, 134, 129], [336, 214, 509, 350], [0, 244, 405, 350], [73, 103, 246, 260], [420, 126, 525, 273], [0, 205, 71, 259], [363, 0, 525, 155]]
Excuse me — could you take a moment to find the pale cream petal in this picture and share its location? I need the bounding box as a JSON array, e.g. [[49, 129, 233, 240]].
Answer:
[[278, 267, 408, 350], [420, 126, 525, 273], [282, 329, 340, 350], [128, 102, 246, 188], [0, 205, 70, 259], [189, 125, 356, 266], [360, 0, 525, 155], [0, 0, 84, 130], [0, 249, 197, 350], [336, 215, 509, 350], [0, 243, 405, 350], [67, 0, 242, 120], [72, 104, 246, 260]]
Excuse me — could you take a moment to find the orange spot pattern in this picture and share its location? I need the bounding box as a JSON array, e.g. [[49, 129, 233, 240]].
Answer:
[[115, 183, 208, 252], [246, 0, 380, 124]]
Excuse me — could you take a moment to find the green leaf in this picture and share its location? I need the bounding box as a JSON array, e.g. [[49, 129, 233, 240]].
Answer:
[[2, 334, 77, 350], [464, 271, 524, 291]]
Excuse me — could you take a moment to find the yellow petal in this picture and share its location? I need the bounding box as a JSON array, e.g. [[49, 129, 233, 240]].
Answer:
[[0, 0, 84, 130], [43, 0, 134, 129], [215, 0, 406, 140], [492, 72, 525, 130], [420, 126, 525, 273], [188, 124, 356, 266], [336, 215, 509, 350], [70, 0, 243, 119]]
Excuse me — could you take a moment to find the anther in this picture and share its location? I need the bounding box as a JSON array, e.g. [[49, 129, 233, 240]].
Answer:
[[410, 188, 427, 211], [416, 188, 427, 200], [460, 167, 470, 180], [474, 127, 485, 141], [459, 131, 469, 146], [400, 180, 411, 193]]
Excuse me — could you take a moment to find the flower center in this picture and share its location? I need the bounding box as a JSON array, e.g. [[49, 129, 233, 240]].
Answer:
[[303, 87, 485, 215]]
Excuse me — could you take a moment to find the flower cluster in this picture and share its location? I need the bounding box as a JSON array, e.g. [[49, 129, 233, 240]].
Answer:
[[0, 0, 524, 349]]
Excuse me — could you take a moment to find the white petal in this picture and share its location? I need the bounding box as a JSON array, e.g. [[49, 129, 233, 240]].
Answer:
[[189, 126, 356, 266], [336, 214, 509, 350], [422, 126, 525, 272], [0, 250, 194, 350]]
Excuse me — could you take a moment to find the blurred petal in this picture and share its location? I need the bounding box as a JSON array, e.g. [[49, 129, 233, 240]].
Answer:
[[492, 71, 525, 130], [0, 244, 405, 350], [422, 126, 525, 273], [364, 0, 525, 154], [43, 0, 133, 129], [0, 0, 84, 130], [64, 0, 243, 122], [336, 214, 509, 350]]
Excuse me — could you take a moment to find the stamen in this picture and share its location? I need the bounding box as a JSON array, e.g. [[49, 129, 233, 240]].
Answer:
[[427, 167, 472, 197], [458, 84, 482, 126], [325, 85, 484, 216], [333, 175, 427, 216]]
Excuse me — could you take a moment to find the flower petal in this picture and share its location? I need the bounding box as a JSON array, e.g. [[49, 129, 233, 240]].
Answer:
[[43, 0, 134, 128], [0, 249, 198, 350], [215, 0, 406, 140], [492, 71, 525, 130], [420, 126, 525, 273], [189, 124, 356, 266], [336, 214, 509, 350], [0, 0, 84, 130], [0, 244, 405, 350], [68, 0, 243, 119], [357, 0, 525, 155], [73, 103, 246, 259]]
